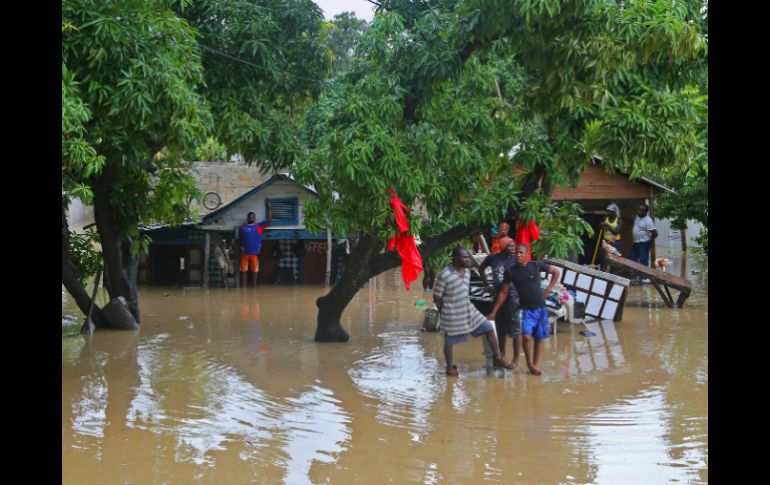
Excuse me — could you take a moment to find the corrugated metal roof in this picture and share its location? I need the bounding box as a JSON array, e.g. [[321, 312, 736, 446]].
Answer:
[[139, 220, 199, 231], [637, 176, 676, 194]]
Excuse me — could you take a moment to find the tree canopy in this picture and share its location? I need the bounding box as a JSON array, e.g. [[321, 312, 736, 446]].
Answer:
[[298, 0, 707, 249]]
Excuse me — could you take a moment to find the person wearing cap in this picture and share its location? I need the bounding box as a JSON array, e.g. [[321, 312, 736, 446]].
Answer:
[[600, 203, 623, 271], [478, 237, 522, 368]]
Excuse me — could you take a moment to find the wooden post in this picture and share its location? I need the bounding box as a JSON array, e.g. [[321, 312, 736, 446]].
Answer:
[[650, 280, 673, 307], [479, 233, 490, 254], [675, 288, 690, 308], [663, 285, 674, 304], [234, 227, 239, 288], [325, 228, 332, 287], [615, 288, 627, 321], [649, 192, 657, 265], [203, 232, 210, 289]]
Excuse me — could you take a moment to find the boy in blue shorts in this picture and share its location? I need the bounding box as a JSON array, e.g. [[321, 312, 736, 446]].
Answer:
[[487, 243, 560, 376]]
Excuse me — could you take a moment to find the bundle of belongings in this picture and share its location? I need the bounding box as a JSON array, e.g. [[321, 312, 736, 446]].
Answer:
[[542, 281, 583, 324]]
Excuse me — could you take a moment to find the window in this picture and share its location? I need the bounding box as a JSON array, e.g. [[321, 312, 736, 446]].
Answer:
[[266, 197, 299, 225]]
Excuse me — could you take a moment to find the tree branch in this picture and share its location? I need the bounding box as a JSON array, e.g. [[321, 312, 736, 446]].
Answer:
[[364, 164, 546, 277], [62, 202, 107, 327]]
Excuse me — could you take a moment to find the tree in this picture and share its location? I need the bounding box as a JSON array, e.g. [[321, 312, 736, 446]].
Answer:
[[325, 12, 370, 75], [645, 26, 708, 253], [179, 0, 331, 171], [62, 47, 108, 324], [194, 137, 228, 162], [61, 0, 331, 328], [294, 0, 707, 341], [651, 154, 708, 252], [62, 0, 211, 327]]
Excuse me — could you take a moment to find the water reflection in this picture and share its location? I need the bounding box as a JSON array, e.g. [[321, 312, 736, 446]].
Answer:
[[349, 329, 440, 439], [280, 385, 351, 483], [64, 325, 351, 483], [555, 319, 630, 381], [69, 352, 109, 442], [557, 387, 706, 484]]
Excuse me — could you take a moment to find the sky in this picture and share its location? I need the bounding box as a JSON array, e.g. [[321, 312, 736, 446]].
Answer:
[[313, 0, 376, 22]]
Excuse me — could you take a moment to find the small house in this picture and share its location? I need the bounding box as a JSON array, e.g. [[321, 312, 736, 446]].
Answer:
[[139, 173, 339, 287], [549, 163, 674, 264]]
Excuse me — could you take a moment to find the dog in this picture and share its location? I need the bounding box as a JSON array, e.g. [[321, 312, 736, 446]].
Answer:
[[653, 258, 672, 272]]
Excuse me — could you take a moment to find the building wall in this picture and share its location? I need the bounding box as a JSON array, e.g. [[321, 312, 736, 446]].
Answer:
[[65, 197, 95, 232], [188, 161, 272, 214], [199, 179, 315, 232], [65, 161, 269, 231], [552, 165, 652, 200]]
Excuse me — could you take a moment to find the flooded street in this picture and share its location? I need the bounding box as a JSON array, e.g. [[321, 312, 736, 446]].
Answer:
[[62, 249, 707, 484]]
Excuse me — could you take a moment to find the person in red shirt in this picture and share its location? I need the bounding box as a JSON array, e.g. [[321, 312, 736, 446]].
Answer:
[[490, 222, 510, 253]]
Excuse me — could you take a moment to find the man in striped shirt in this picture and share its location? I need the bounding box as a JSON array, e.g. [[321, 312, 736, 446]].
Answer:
[[433, 247, 515, 376]]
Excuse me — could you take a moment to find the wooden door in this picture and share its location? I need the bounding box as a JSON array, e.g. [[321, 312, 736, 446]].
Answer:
[[187, 246, 204, 285]]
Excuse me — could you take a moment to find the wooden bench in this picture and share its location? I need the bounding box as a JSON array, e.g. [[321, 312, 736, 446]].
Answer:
[[605, 252, 692, 308]]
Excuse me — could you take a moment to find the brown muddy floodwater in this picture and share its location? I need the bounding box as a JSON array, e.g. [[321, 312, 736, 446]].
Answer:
[[62, 249, 707, 484]]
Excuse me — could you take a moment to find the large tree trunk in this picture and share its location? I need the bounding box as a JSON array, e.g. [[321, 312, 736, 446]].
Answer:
[[92, 166, 141, 325], [315, 236, 382, 342]]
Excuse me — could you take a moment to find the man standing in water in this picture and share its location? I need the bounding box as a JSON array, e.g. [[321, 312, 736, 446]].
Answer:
[[478, 237, 522, 368], [487, 244, 560, 376], [238, 203, 271, 287], [629, 203, 658, 268], [433, 247, 515, 376]]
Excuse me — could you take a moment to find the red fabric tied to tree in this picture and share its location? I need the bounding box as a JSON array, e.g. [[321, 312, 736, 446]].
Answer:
[[386, 188, 423, 290], [515, 219, 541, 258]]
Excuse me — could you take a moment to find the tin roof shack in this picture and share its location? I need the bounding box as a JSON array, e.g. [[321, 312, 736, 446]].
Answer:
[[199, 173, 336, 287], [550, 163, 674, 265]]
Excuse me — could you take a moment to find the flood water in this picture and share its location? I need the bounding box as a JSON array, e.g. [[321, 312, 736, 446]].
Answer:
[[62, 249, 707, 484]]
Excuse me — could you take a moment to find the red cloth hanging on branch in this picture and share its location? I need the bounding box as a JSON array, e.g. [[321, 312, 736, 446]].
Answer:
[[386, 188, 423, 291], [515, 219, 541, 257]]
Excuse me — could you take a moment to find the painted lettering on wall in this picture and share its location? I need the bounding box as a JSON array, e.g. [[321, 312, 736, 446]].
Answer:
[[305, 241, 327, 254]]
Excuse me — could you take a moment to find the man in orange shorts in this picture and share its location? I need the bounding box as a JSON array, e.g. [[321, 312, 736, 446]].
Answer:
[[238, 204, 272, 287]]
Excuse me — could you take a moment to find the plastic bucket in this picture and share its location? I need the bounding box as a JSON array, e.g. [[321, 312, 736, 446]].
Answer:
[[423, 308, 440, 331]]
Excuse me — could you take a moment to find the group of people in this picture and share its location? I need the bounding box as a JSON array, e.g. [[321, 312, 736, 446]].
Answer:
[[431, 202, 660, 377], [433, 241, 560, 377], [600, 202, 658, 282]]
